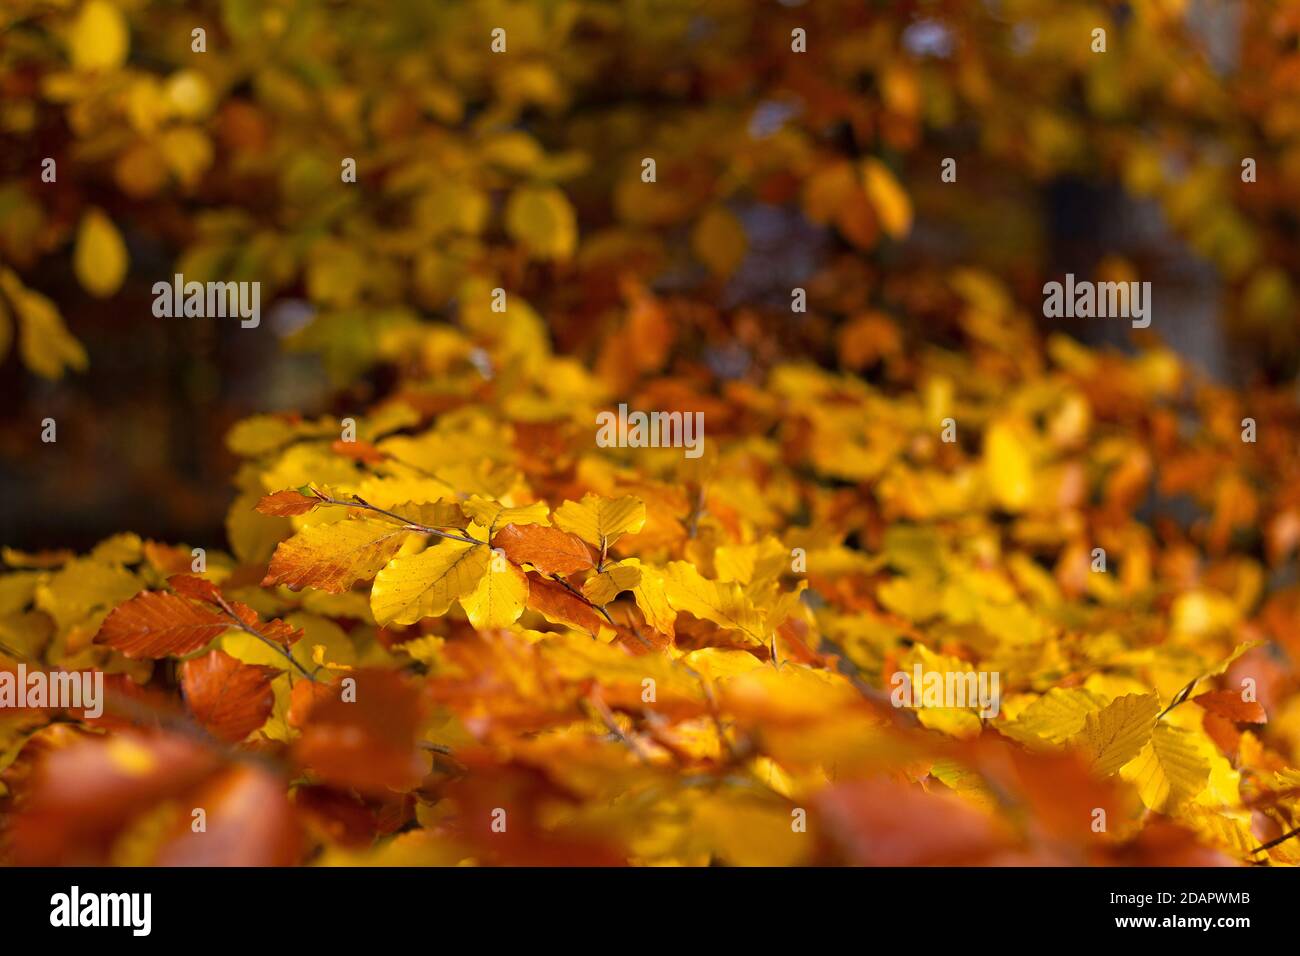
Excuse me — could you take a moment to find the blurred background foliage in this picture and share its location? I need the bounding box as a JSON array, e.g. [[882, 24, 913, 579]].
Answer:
[[0, 0, 1296, 548]]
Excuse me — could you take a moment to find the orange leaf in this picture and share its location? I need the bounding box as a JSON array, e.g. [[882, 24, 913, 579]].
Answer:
[[331, 438, 386, 464], [1193, 690, 1266, 724], [814, 778, 1011, 866], [494, 523, 595, 575], [524, 573, 606, 635], [256, 488, 322, 516]]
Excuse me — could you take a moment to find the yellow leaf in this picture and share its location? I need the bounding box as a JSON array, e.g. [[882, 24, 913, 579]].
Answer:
[[311, 644, 353, 671], [1122, 723, 1212, 811], [90, 533, 143, 564], [691, 795, 809, 866], [581, 562, 642, 605], [224, 612, 356, 674], [481, 132, 544, 171], [460, 558, 528, 629], [916, 705, 984, 739], [1000, 687, 1106, 745], [1, 269, 87, 379], [714, 538, 788, 587], [552, 494, 646, 549], [505, 186, 577, 260], [1081, 692, 1160, 776], [370, 539, 489, 626], [163, 70, 214, 120], [860, 158, 912, 238], [661, 561, 766, 644], [69, 0, 129, 71], [159, 127, 213, 188], [35, 558, 140, 632], [878, 573, 943, 621], [622, 558, 676, 636], [683, 647, 767, 684], [463, 496, 549, 532], [691, 206, 747, 277], [226, 491, 290, 564], [984, 418, 1035, 512], [74, 209, 129, 298]]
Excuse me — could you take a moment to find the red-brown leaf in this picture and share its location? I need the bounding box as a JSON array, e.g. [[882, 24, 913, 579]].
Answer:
[[167, 573, 222, 603], [154, 764, 301, 866], [181, 650, 278, 743], [228, 598, 302, 647], [292, 670, 426, 795], [95, 591, 230, 659], [8, 731, 222, 865]]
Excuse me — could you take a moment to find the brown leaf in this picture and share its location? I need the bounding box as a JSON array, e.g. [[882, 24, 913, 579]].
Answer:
[[181, 650, 278, 743], [287, 677, 335, 728]]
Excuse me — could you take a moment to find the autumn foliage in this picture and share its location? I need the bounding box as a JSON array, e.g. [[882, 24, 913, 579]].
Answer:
[[3, 0, 1300, 868]]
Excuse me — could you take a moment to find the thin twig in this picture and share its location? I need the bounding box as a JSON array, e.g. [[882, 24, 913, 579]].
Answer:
[[1253, 825, 1300, 855], [211, 592, 316, 682]]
